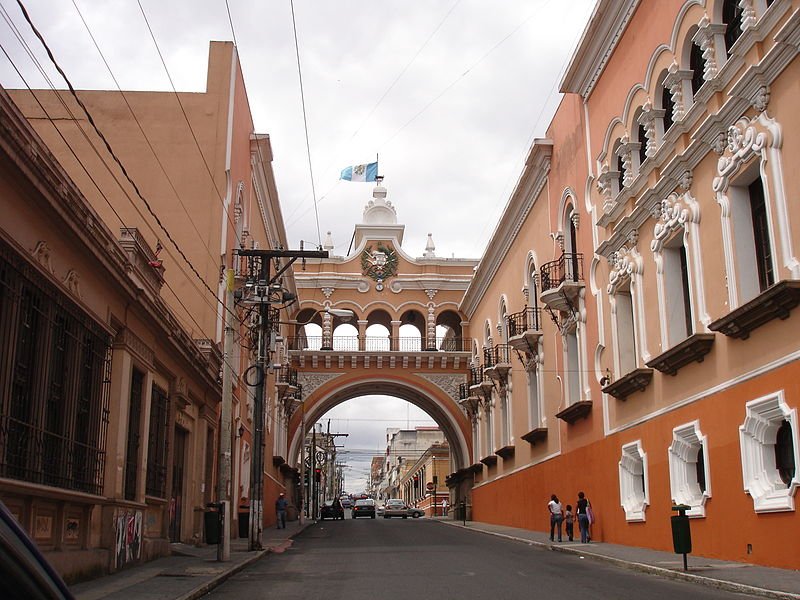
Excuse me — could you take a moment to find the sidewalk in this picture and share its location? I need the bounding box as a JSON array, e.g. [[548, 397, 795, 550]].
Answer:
[[434, 517, 800, 600], [69, 519, 308, 600]]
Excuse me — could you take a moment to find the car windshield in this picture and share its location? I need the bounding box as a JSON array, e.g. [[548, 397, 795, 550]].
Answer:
[[355, 499, 374, 506]]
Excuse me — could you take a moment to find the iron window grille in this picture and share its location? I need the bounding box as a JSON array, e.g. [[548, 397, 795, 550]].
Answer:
[[145, 384, 170, 498]]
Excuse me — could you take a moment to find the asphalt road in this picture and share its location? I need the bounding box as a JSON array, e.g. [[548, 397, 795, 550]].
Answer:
[[205, 515, 751, 600]]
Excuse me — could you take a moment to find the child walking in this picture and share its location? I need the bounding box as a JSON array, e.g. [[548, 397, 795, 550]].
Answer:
[[565, 504, 574, 541]]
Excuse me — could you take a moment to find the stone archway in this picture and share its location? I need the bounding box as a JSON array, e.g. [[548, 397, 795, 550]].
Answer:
[[287, 374, 471, 475]]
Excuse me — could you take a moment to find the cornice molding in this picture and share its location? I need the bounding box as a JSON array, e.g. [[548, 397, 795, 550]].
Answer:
[[560, 0, 640, 98], [461, 140, 553, 317]]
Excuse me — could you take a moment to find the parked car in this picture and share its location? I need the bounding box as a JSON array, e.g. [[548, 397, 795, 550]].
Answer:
[[407, 506, 425, 518], [383, 499, 409, 519], [320, 499, 344, 520], [352, 498, 376, 519], [0, 500, 74, 599]]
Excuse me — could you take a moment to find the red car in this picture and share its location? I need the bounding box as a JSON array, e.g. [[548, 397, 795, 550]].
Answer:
[[352, 498, 376, 519]]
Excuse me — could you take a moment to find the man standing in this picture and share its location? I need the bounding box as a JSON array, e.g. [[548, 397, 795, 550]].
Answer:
[[275, 492, 288, 529]]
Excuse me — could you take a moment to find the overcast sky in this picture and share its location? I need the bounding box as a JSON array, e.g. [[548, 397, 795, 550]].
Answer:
[[0, 0, 596, 492]]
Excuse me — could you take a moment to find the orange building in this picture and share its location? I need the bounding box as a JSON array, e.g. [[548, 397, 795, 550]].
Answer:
[[464, 0, 800, 570]]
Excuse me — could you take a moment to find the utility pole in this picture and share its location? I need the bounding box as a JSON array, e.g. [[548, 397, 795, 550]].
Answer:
[[236, 248, 327, 551], [217, 269, 235, 561]]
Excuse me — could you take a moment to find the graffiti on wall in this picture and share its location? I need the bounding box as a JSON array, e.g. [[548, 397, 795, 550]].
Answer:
[[115, 510, 142, 569]]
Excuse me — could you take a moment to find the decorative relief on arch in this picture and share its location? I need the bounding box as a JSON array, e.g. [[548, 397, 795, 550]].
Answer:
[[297, 372, 345, 398], [418, 373, 466, 402], [607, 239, 644, 295], [713, 115, 781, 194], [63, 269, 82, 300], [31, 241, 55, 274], [651, 191, 701, 253]]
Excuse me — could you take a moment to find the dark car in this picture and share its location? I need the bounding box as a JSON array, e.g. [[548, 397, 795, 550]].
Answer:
[[0, 500, 74, 599], [352, 498, 376, 519], [320, 499, 344, 520]]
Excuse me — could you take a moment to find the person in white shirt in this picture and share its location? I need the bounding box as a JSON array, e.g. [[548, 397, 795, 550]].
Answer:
[[547, 494, 564, 542]]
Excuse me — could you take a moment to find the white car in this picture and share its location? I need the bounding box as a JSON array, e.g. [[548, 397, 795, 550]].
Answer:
[[383, 499, 409, 518]]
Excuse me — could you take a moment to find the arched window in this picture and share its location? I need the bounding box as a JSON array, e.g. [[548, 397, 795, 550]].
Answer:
[[661, 84, 675, 132], [637, 121, 647, 168], [690, 41, 705, 95], [722, 0, 743, 56]]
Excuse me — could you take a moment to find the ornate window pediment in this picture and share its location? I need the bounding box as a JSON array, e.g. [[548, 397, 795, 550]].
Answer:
[[651, 190, 701, 254]]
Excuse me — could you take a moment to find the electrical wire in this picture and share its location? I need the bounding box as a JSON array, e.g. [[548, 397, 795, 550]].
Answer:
[[289, 0, 322, 248], [134, 0, 244, 250], [12, 0, 233, 324], [69, 0, 229, 281]]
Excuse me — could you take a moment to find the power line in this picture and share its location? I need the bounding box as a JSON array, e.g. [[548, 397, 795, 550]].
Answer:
[[135, 0, 244, 250], [69, 0, 231, 281], [289, 0, 322, 248], [13, 0, 231, 323]]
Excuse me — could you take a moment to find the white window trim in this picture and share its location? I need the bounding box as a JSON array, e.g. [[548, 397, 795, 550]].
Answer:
[[713, 113, 799, 310], [668, 421, 711, 517], [619, 440, 649, 521], [739, 390, 799, 512]]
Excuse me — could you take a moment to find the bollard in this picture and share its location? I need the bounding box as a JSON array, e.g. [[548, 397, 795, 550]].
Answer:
[[671, 504, 692, 571]]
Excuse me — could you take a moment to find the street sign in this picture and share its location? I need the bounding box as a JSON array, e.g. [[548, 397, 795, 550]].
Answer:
[[426, 482, 435, 491]]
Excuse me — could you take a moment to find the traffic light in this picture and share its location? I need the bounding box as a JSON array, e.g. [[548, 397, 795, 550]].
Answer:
[[303, 471, 309, 486], [315, 468, 321, 482], [413, 475, 419, 489]]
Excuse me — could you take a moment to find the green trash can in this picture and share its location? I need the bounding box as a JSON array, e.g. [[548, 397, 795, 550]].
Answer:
[[238, 506, 249, 538], [204, 505, 221, 545]]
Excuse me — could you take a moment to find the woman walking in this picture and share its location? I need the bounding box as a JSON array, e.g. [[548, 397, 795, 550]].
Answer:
[[576, 491, 591, 543], [547, 494, 564, 542]]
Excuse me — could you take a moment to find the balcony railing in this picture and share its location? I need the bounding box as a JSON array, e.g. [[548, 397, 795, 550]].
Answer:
[[286, 336, 471, 352], [506, 306, 541, 337], [276, 366, 298, 388], [540, 253, 583, 292], [483, 344, 511, 368]]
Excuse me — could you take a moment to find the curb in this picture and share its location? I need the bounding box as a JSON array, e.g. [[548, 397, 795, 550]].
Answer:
[[175, 549, 268, 600], [175, 524, 309, 600], [437, 521, 800, 600]]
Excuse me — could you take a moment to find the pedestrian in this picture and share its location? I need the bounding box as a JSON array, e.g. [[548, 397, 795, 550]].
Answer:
[[576, 491, 591, 543], [275, 492, 288, 529], [547, 494, 564, 542], [442, 498, 448, 517], [565, 504, 574, 541]]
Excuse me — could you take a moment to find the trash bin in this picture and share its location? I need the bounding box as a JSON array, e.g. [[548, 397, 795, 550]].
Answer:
[[238, 506, 249, 538], [670, 505, 692, 554], [204, 508, 220, 545]]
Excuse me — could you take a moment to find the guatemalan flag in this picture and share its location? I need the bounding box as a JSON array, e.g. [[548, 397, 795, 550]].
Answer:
[[340, 161, 378, 182]]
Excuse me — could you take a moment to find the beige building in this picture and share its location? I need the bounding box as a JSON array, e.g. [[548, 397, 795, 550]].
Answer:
[[2, 42, 294, 579]]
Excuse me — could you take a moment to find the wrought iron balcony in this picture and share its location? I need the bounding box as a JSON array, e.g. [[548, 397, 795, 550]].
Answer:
[[276, 365, 299, 399], [483, 344, 512, 382], [506, 306, 542, 352], [540, 253, 584, 313]]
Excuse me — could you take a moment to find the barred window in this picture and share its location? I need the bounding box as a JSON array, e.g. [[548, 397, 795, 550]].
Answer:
[[124, 368, 145, 500], [0, 240, 111, 495], [145, 384, 170, 498]]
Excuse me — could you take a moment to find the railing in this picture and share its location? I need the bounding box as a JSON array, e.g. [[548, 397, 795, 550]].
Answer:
[[540, 253, 584, 292], [458, 383, 470, 401], [469, 366, 486, 387], [286, 336, 471, 352], [276, 365, 298, 387], [506, 306, 541, 336], [0, 415, 106, 496], [483, 344, 511, 368]]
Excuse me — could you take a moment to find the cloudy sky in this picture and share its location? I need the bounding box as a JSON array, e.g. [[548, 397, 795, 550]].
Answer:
[[0, 0, 596, 491]]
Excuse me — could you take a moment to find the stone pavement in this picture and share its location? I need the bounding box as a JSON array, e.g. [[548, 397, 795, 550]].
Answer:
[[68, 519, 307, 600], [434, 517, 800, 600]]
